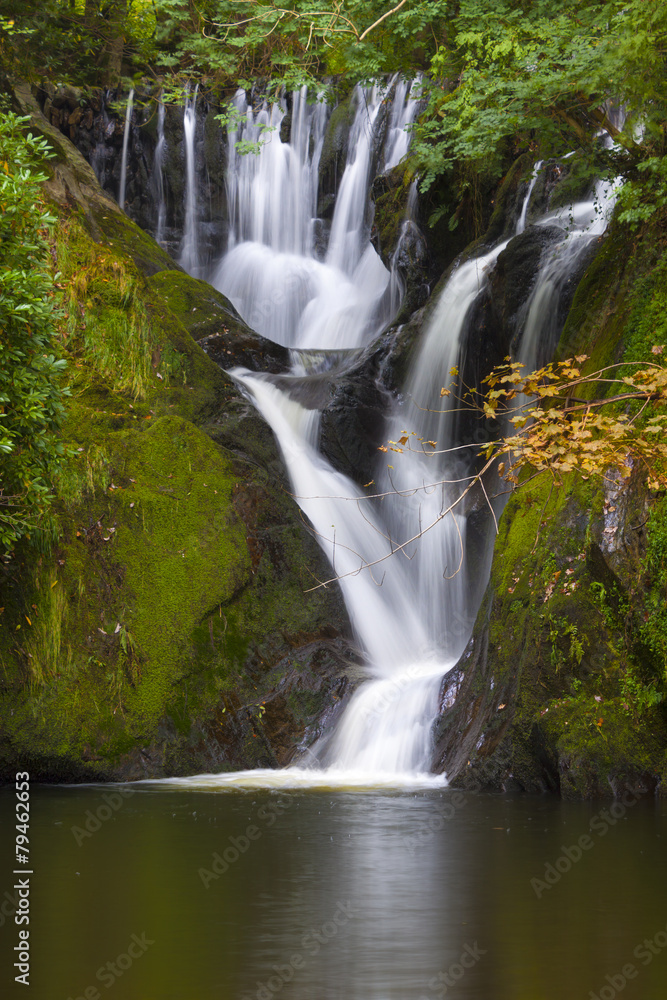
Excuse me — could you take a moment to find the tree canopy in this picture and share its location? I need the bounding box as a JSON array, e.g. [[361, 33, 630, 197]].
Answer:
[[3, 0, 667, 220]]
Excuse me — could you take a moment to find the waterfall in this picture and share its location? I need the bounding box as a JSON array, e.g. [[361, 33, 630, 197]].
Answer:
[[179, 85, 200, 275], [152, 97, 167, 246], [515, 159, 621, 371], [379, 244, 510, 651], [118, 89, 134, 211], [382, 76, 422, 172], [158, 90, 621, 790], [516, 159, 543, 235], [211, 85, 401, 350]]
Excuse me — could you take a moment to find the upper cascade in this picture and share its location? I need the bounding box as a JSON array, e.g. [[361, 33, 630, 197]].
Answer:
[[210, 81, 417, 349]]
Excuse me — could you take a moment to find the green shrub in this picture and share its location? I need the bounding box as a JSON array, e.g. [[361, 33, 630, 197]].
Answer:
[[0, 111, 69, 552]]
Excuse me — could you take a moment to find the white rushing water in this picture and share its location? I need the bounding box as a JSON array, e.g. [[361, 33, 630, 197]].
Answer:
[[117, 89, 134, 211], [516, 153, 621, 371], [516, 159, 543, 235], [210, 85, 403, 349], [383, 76, 422, 172], [152, 88, 621, 791], [179, 85, 201, 275], [152, 96, 167, 246], [229, 369, 446, 777]]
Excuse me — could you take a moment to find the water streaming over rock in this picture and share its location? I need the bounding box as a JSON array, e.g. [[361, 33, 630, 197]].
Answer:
[[147, 87, 620, 788], [211, 85, 404, 350], [515, 157, 621, 371], [382, 76, 422, 172], [118, 89, 134, 211], [179, 85, 201, 275], [152, 97, 167, 246], [516, 159, 543, 236]]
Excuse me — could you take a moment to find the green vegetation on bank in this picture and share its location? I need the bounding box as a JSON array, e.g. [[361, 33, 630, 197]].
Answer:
[[0, 111, 69, 551], [438, 218, 667, 796], [0, 121, 350, 777]]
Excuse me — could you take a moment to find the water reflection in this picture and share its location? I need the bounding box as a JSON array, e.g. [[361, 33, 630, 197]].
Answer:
[[1, 788, 666, 999]]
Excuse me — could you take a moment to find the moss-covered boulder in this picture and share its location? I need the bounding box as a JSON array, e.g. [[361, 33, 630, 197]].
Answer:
[[0, 84, 356, 782]]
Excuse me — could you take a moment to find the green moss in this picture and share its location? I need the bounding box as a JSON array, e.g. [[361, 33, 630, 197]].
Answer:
[[319, 95, 355, 184], [0, 413, 253, 768], [622, 251, 667, 364], [87, 201, 178, 277], [109, 416, 250, 724], [0, 198, 351, 779], [147, 269, 247, 342], [539, 697, 667, 798]]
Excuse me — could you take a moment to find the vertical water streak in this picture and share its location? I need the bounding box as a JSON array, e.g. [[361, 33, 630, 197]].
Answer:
[[517, 165, 621, 371], [515, 159, 543, 235], [379, 243, 509, 659], [382, 77, 422, 173], [152, 97, 167, 246], [118, 89, 134, 211], [325, 85, 384, 275], [179, 84, 200, 275]]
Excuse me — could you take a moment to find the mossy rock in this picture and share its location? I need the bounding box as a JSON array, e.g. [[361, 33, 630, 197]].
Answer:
[[148, 270, 288, 372], [0, 95, 354, 781], [318, 94, 356, 208], [433, 216, 667, 798]]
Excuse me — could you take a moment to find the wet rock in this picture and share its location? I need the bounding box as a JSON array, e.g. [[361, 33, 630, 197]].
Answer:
[[318, 93, 355, 207], [320, 361, 393, 483], [279, 111, 292, 144], [489, 224, 565, 348], [372, 168, 429, 320]]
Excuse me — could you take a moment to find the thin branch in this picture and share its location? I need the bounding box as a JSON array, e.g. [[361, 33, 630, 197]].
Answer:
[[479, 473, 499, 535], [443, 509, 464, 580], [358, 0, 410, 42], [304, 455, 497, 592]]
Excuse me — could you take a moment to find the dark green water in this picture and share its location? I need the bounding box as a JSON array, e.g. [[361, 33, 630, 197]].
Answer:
[[1, 785, 666, 999]]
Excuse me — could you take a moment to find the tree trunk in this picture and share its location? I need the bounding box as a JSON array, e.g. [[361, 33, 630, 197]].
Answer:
[[98, 0, 127, 88]]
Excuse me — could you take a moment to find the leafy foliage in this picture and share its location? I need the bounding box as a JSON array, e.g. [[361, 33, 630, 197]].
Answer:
[[4, 1, 667, 224], [0, 112, 69, 552], [474, 354, 667, 489], [383, 352, 667, 537]]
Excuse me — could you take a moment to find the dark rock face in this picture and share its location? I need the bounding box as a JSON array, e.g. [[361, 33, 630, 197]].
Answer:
[[318, 93, 355, 216], [320, 356, 394, 484], [372, 169, 430, 320], [431, 592, 560, 795], [491, 225, 565, 343], [96, 638, 365, 782], [36, 84, 229, 269]]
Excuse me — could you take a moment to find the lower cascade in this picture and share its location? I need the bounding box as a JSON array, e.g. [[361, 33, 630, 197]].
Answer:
[[143, 83, 619, 791]]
